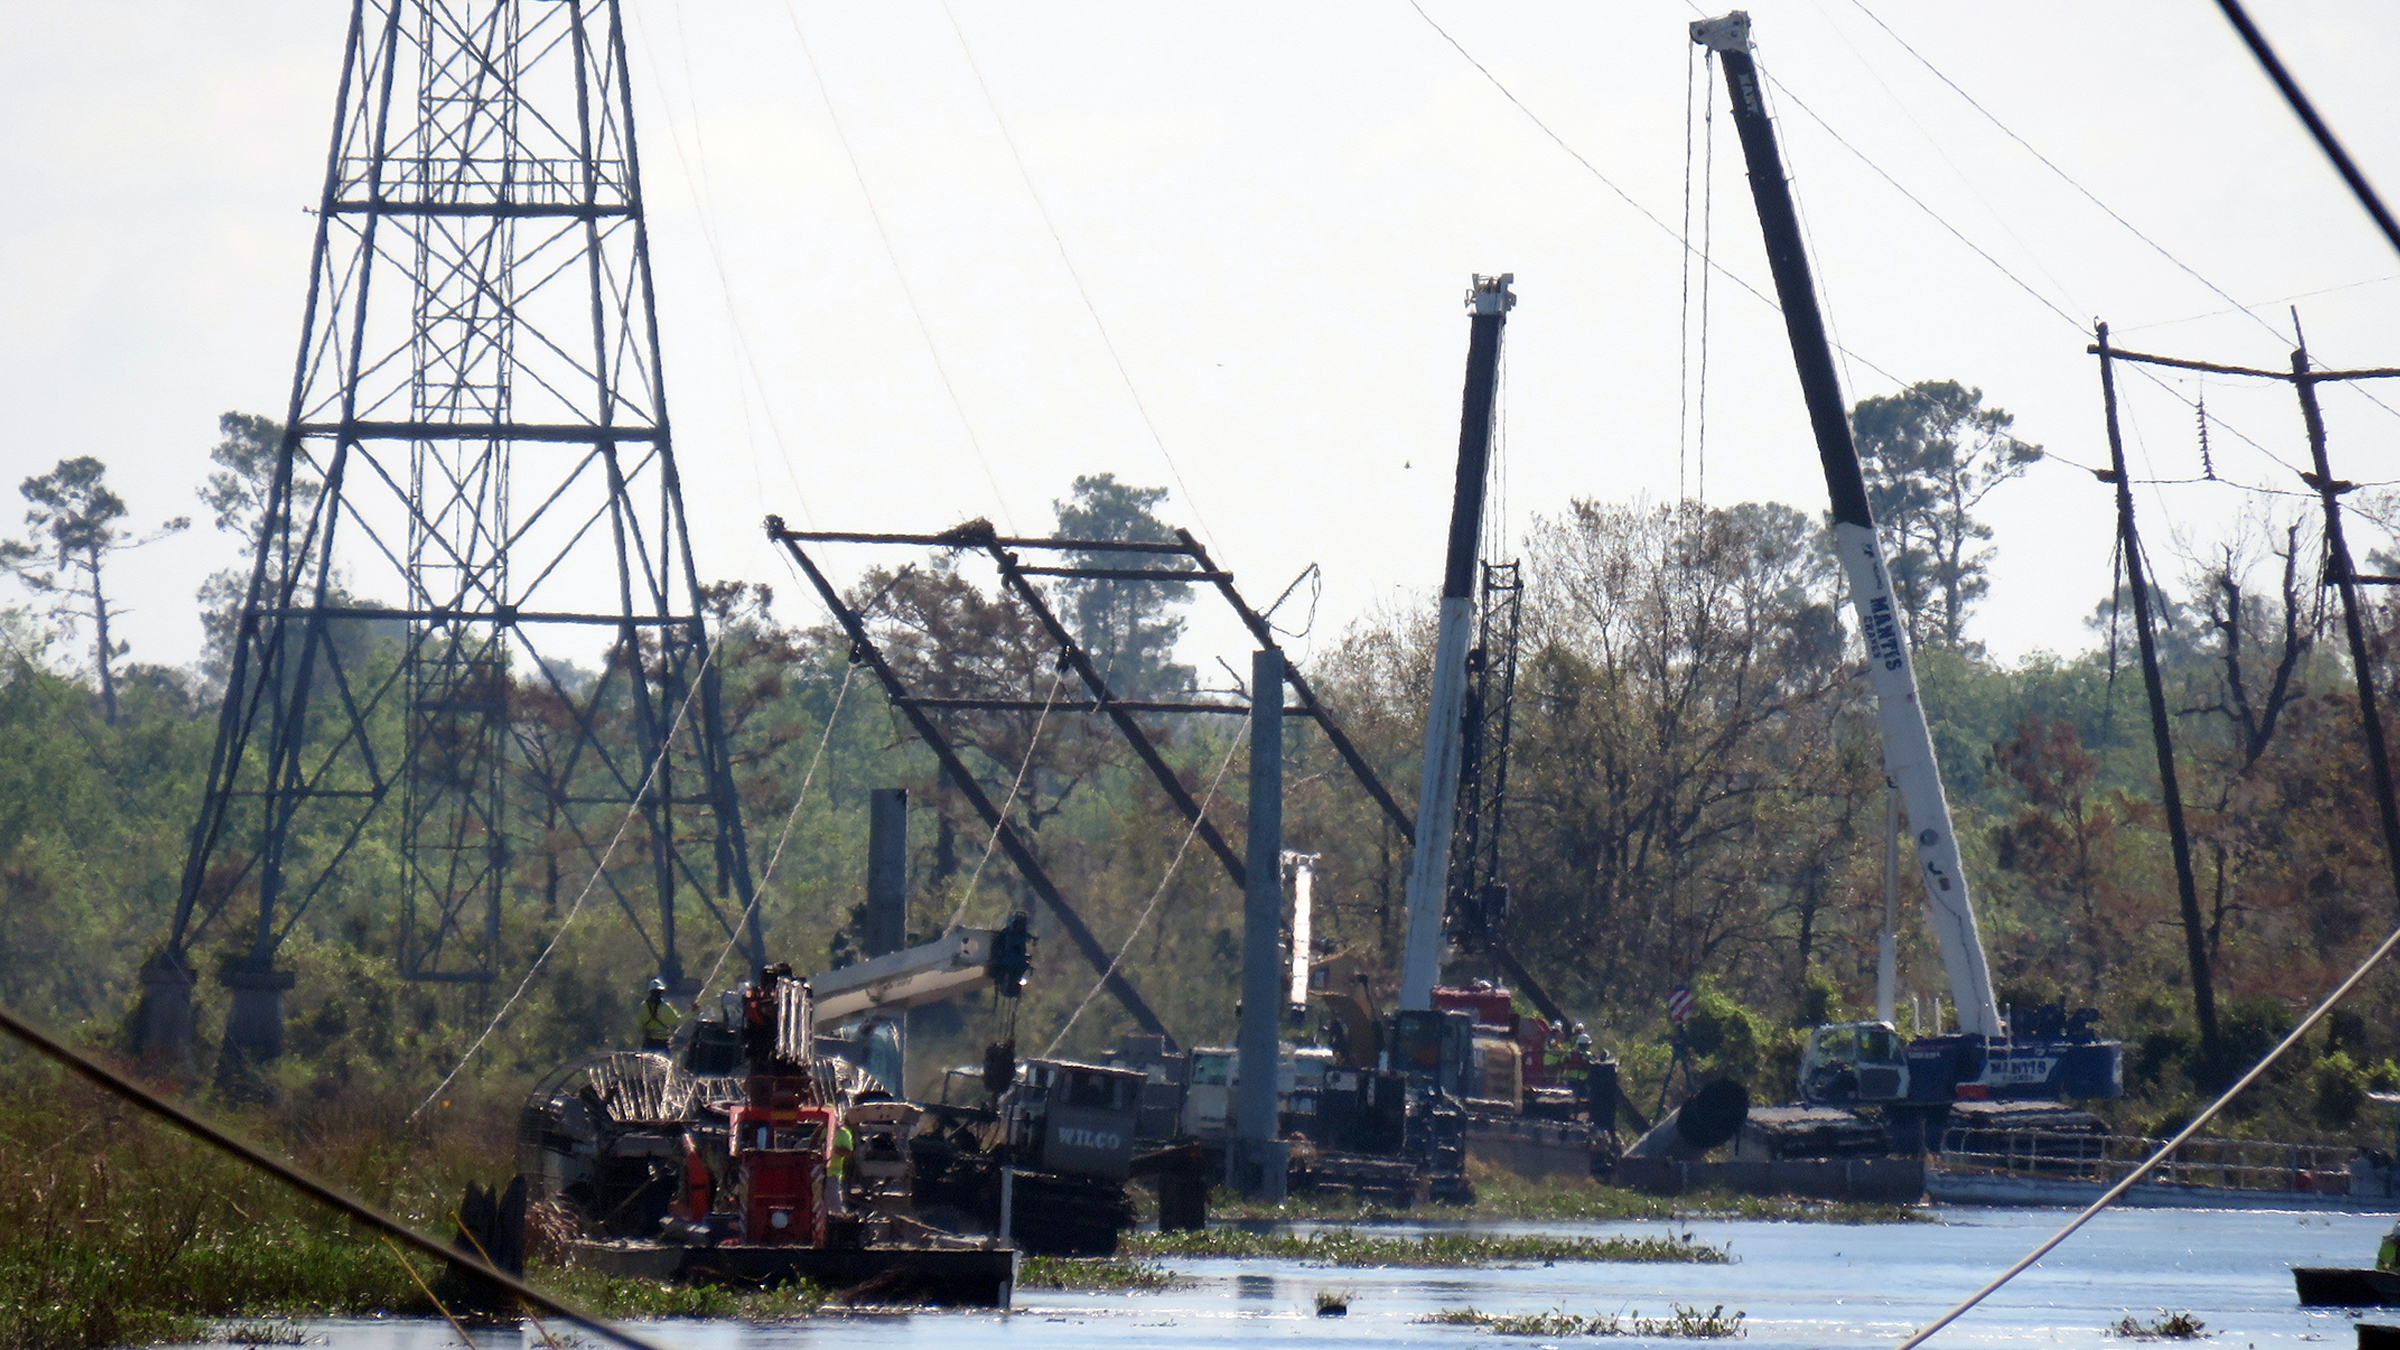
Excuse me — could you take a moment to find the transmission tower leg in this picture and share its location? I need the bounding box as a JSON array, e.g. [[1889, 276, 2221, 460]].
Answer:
[[222, 966, 295, 1076], [136, 957, 196, 1076]]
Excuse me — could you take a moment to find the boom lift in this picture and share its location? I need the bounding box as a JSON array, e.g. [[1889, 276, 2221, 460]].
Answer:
[[1691, 13, 2119, 1114]]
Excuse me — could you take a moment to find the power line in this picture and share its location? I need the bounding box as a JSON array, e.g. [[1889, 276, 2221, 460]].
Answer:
[[938, 0, 1219, 546], [2213, 0, 2400, 265], [1843, 0, 2294, 349], [624, 1, 817, 525], [1838, 0, 2400, 427], [1758, 70, 2086, 334], [1401, 0, 1910, 392], [781, 1, 1020, 534], [2116, 274, 2400, 335]]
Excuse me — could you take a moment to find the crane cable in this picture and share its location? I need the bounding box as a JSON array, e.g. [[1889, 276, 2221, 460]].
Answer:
[[1402, 0, 1907, 393], [1042, 711, 1249, 1055]]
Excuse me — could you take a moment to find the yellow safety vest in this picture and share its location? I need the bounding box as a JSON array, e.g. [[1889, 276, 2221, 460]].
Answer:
[[639, 998, 680, 1039]]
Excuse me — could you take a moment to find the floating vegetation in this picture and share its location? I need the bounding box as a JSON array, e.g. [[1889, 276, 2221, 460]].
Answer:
[[1210, 1164, 1928, 1226], [1419, 1304, 1747, 1338], [213, 1321, 313, 1346], [1016, 1256, 1178, 1291], [1124, 1228, 1727, 1267], [2109, 1310, 2208, 1340], [532, 1263, 826, 1317], [1315, 1288, 1351, 1316]]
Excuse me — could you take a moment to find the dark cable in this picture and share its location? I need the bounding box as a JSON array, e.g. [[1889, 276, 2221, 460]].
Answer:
[[1403, 0, 1909, 390], [2213, 0, 2400, 263], [0, 1000, 672, 1350]]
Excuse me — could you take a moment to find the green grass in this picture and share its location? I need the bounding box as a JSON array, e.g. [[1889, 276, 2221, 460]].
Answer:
[[1017, 1255, 1178, 1290], [1418, 1303, 1748, 1337], [1124, 1227, 1726, 1266]]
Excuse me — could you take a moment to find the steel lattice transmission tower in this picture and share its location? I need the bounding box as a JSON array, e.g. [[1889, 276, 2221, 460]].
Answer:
[[140, 0, 761, 1069]]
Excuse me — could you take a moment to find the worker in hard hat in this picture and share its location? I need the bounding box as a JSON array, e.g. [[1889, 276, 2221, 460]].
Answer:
[[638, 978, 681, 1052]]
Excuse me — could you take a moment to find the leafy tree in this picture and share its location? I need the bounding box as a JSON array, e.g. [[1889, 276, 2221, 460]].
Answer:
[[1050, 474, 1195, 699], [194, 412, 318, 688], [1850, 381, 2042, 649], [0, 457, 186, 724]]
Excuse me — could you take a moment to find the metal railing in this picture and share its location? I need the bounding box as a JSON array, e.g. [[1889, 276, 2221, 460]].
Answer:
[[1938, 1129, 2361, 1193]]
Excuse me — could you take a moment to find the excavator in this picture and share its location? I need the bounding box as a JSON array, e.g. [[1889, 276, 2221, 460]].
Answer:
[[1690, 12, 2120, 1151]]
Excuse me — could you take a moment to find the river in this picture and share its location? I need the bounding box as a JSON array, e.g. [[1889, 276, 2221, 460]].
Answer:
[[206, 1206, 2391, 1349]]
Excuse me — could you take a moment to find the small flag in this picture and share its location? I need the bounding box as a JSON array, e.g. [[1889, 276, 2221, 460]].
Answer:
[[1666, 984, 1695, 1026]]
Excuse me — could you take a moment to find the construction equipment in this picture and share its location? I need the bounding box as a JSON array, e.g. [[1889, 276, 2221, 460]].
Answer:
[[1398, 274, 1517, 1012], [1692, 11, 2121, 1117], [912, 1057, 1145, 1255]]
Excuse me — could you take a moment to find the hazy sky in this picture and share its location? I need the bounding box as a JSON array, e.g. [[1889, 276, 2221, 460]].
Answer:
[[4, 1, 2397, 682]]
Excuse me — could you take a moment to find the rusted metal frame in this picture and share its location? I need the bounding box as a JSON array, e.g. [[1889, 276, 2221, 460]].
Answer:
[[1176, 529, 1417, 843], [981, 540, 1250, 892], [768, 521, 1173, 1044]]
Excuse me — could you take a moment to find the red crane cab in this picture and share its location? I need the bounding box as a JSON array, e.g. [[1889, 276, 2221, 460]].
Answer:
[[729, 1097, 835, 1246]]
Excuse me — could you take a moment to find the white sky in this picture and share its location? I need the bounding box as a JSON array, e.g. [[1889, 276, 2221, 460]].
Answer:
[[4, 0, 2398, 681]]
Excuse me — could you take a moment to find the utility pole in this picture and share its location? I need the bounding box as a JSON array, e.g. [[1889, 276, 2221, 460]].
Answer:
[[1398, 273, 1515, 1011], [2293, 336, 2400, 918], [1234, 647, 1288, 1200], [2095, 322, 2219, 1067]]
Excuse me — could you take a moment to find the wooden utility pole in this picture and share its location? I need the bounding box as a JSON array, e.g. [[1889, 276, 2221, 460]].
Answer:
[[2095, 322, 2219, 1067], [2293, 335, 2400, 919]]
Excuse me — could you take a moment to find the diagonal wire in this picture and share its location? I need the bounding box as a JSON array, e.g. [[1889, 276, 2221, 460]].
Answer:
[[0, 1000, 672, 1350], [945, 659, 1072, 931], [1043, 713, 1248, 1055], [1898, 912, 2400, 1348], [689, 657, 860, 1005], [780, 0, 1018, 533], [2213, 0, 2400, 264], [1401, 0, 1911, 390], [1844, 0, 2291, 348], [938, 0, 1218, 544], [410, 639, 719, 1120]]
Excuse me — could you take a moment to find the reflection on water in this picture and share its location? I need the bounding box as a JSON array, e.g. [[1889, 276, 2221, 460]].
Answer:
[[185, 1207, 2394, 1350]]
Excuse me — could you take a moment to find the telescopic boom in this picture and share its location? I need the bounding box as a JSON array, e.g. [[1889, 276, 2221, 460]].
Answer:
[[1691, 12, 2003, 1039], [1398, 273, 1516, 1011]]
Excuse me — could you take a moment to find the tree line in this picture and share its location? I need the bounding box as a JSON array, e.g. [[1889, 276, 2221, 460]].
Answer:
[[4, 382, 2397, 1140]]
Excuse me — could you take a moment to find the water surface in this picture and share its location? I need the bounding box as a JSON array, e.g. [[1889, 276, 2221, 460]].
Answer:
[[223, 1207, 2391, 1349]]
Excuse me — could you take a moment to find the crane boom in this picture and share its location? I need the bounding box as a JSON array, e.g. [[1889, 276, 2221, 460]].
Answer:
[[1691, 13, 2003, 1039], [1398, 273, 1516, 1011]]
